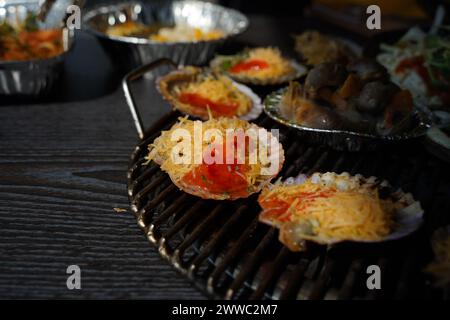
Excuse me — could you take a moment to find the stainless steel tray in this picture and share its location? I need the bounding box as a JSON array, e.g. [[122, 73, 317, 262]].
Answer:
[[0, 0, 75, 96], [264, 87, 432, 151], [83, 0, 249, 68]]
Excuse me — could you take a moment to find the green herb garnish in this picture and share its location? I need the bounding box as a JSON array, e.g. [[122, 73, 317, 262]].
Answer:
[[23, 13, 39, 32]]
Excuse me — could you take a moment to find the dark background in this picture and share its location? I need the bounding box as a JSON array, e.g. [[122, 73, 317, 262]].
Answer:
[[84, 0, 311, 15]]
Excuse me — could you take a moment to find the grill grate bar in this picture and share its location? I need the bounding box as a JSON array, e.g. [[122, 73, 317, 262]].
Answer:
[[172, 204, 226, 267], [278, 257, 311, 299], [141, 183, 178, 213], [129, 165, 159, 191], [207, 218, 260, 294], [148, 196, 191, 244], [284, 146, 315, 177], [331, 153, 347, 173], [160, 200, 205, 244], [347, 154, 366, 175], [337, 258, 366, 300], [133, 173, 167, 205], [306, 150, 329, 175], [308, 256, 337, 300], [153, 193, 191, 227], [225, 228, 278, 299], [127, 157, 148, 181], [188, 205, 249, 278], [285, 141, 302, 158], [249, 247, 292, 300]]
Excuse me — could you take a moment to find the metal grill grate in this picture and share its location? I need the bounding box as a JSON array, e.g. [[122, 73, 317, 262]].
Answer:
[[127, 109, 449, 300]]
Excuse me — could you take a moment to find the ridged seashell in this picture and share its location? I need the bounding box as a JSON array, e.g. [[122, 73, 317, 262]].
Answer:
[[157, 66, 263, 120], [259, 172, 424, 250], [210, 55, 307, 86]]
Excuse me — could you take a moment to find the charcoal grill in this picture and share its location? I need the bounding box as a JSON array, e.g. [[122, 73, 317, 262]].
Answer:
[[124, 59, 449, 300]]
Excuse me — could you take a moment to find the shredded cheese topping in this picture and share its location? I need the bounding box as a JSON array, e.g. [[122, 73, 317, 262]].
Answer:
[[151, 25, 224, 42], [259, 173, 398, 243], [146, 117, 281, 192], [235, 47, 294, 79], [106, 22, 224, 42], [294, 31, 350, 65], [106, 22, 146, 37], [174, 75, 252, 116]]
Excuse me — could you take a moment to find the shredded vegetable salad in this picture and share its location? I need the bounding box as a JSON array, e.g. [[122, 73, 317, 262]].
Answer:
[[377, 26, 450, 109], [0, 13, 64, 61]]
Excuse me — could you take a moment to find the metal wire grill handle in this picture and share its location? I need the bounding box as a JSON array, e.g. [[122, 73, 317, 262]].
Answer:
[[122, 58, 178, 139]]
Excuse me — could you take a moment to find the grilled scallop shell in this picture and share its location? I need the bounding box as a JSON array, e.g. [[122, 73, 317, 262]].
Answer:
[[147, 117, 285, 200], [259, 172, 424, 251], [157, 66, 263, 120], [173, 132, 284, 200], [210, 53, 307, 86]]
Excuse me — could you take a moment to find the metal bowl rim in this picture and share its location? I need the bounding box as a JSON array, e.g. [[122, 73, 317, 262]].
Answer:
[[0, 1, 76, 66], [82, 0, 249, 45], [264, 87, 433, 141]]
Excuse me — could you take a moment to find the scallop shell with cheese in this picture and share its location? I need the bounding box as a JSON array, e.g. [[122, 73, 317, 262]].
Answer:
[[157, 66, 263, 120], [210, 47, 307, 86], [147, 116, 285, 200], [258, 172, 424, 251]]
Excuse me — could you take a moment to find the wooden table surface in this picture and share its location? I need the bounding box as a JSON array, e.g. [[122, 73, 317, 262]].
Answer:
[[0, 41, 205, 300], [0, 32, 186, 300]]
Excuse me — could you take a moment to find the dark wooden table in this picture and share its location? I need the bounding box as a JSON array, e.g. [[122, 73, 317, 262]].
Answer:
[[0, 36, 206, 299]]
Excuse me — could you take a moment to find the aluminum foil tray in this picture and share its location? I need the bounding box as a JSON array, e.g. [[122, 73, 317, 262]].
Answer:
[[83, 0, 249, 68], [264, 87, 432, 151], [0, 0, 75, 96]]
